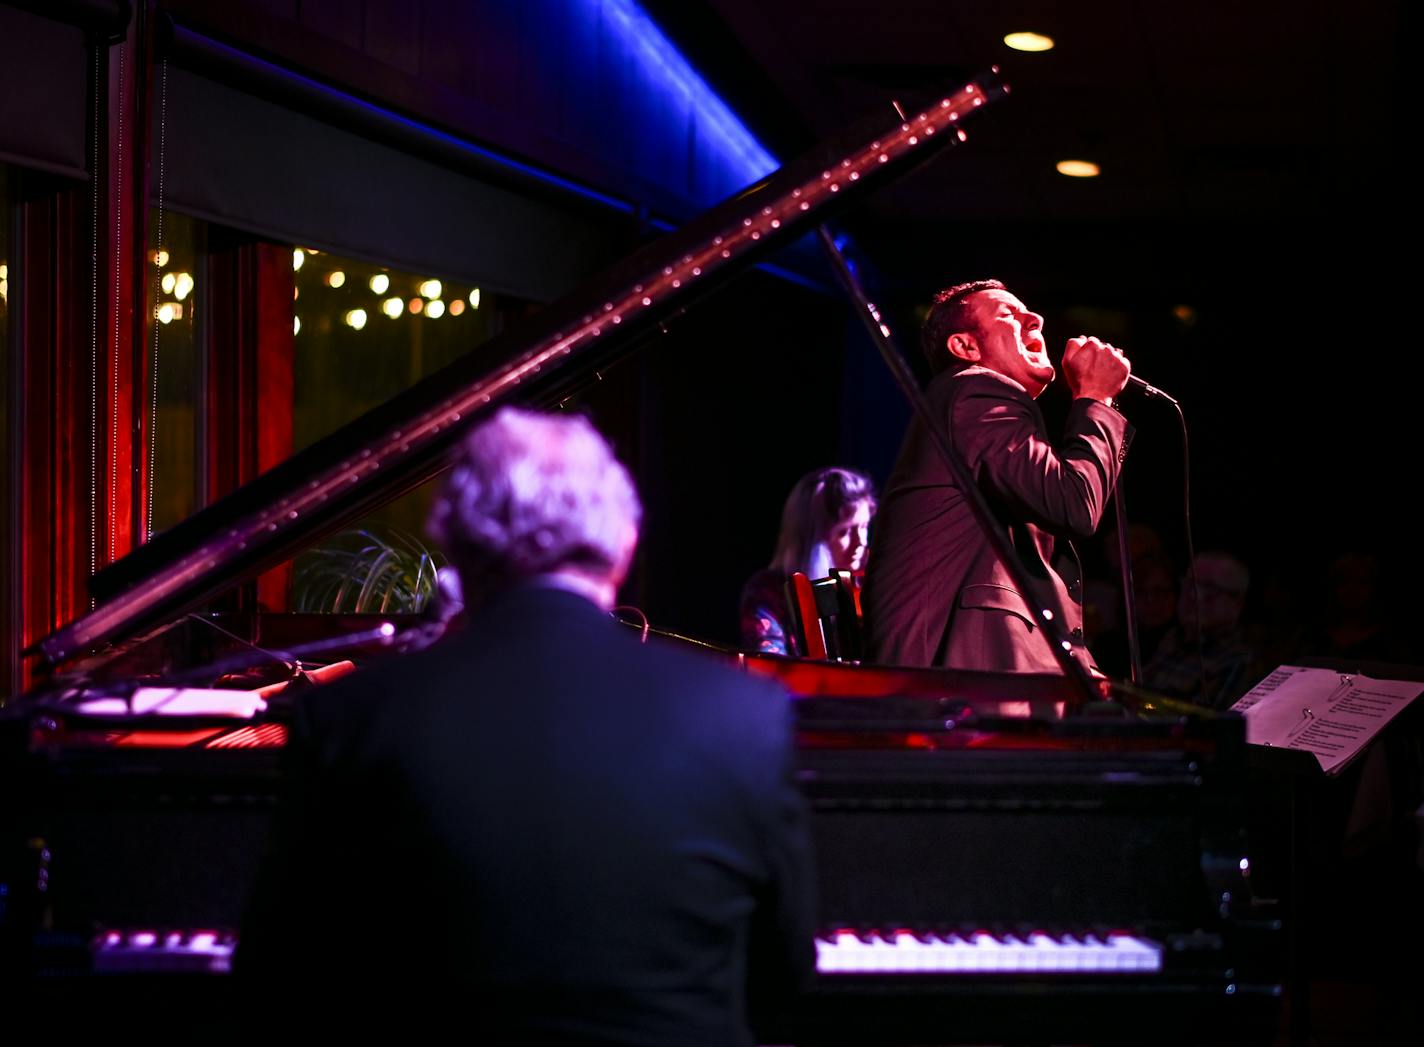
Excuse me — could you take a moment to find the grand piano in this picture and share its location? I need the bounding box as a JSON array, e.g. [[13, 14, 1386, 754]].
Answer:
[[1, 68, 1282, 1043]]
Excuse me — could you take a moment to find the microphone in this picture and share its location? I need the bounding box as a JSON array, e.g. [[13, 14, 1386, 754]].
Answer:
[[1125, 373, 1177, 404]]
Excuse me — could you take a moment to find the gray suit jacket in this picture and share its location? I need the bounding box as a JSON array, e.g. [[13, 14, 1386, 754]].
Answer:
[[864, 367, 1131, 672]]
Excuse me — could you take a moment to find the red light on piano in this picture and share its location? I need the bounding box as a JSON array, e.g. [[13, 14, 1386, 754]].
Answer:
[[113, 729, 225, 748], [205, 723, 288, 749]]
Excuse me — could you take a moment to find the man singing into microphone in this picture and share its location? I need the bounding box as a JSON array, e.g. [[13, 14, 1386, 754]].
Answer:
[[863, 280, 1133, 673]]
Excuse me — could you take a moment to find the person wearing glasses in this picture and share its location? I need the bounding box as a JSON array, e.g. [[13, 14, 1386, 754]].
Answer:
[[1144, 551, 1262, 708]]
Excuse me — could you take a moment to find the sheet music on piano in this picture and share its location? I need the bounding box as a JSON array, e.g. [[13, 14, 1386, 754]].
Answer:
[[1232, 665, 1424, 775]]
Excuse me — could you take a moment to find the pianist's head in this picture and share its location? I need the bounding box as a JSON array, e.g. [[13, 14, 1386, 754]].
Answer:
[[429, 406, 642, 610]]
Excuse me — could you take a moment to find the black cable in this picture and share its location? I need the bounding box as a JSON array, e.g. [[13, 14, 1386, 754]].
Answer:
[[1171, 395, 1208, 708], [1133, 382, 1204, 705]]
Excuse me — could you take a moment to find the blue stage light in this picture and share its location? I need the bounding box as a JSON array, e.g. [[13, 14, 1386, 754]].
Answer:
[[599, 0, 778, 188]]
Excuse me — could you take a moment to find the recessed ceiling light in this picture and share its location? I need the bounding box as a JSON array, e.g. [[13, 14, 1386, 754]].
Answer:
[[1004, 31, 1054, 52], [1056, 159, 1101, 178]]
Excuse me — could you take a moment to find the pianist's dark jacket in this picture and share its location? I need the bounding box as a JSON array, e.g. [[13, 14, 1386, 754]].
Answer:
[[238, 582, 815, 1044]]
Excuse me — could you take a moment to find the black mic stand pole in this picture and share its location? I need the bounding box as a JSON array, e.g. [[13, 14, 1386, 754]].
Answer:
[[41, 621, 401, 711], [1113, 485, 1143, 684]]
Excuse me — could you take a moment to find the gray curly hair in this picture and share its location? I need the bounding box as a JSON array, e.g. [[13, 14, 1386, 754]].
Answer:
[[428, 407, 642, 593]]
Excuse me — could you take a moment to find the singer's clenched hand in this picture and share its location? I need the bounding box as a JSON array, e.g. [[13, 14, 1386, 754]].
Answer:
[[1063, 336, 1131, 404]]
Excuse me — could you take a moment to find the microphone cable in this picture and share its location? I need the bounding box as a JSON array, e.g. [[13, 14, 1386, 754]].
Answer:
[[1130, 378, 1206, 707]]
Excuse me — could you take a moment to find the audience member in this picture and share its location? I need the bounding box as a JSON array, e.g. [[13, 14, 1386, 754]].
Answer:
[[1091, 551, 1178, 679], [1144, 550, 1262, 708]]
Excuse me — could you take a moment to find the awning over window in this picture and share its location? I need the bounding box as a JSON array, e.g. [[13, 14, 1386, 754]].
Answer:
[[0, 5, 90, 180], [158, 66, 620, 302]]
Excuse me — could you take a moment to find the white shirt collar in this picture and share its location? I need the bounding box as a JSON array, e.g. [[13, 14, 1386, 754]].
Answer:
[[957, 364, 1029, 395]]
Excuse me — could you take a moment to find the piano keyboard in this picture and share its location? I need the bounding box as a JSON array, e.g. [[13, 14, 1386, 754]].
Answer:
[[815, 930, 1163, 974], [88, 927, 1161, 977], [93, 929, 236, 974]]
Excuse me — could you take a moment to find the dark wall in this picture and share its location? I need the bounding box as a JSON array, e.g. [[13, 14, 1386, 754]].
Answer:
[[574, 269, 848, 645]]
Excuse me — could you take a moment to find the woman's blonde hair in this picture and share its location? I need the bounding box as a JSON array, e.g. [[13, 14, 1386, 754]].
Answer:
[[769, 467, 876, 577]]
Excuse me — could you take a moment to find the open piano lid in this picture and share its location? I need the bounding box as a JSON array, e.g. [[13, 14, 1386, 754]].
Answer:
[[32, 70, 1009, 673]]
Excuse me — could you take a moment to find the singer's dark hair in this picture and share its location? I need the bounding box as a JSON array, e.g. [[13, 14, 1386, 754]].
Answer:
[[921, 279, 1006, 375]]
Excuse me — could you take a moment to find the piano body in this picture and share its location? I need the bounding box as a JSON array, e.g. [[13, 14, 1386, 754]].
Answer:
[[1, 65, 1282, 1043], [767, 683, 1282, 1044], [3, 662, 1283, 1042]]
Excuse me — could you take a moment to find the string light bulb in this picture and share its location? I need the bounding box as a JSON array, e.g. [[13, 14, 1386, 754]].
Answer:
[[1004, 31, 1054, 52]]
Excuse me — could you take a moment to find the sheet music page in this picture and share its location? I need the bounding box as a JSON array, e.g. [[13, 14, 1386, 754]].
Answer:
[[1231, 665, 1423, 775]]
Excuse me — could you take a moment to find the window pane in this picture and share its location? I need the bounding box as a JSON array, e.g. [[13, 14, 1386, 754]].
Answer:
[[1, 163, 11, 691], [291, 247, 525, 452], [288, 247, 533, 613], [146, 210, 203, 536], [0, 165, 9, 461]]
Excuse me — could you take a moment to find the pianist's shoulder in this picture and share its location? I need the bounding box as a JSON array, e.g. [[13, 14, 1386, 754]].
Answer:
[[285, 585, 791, 751]]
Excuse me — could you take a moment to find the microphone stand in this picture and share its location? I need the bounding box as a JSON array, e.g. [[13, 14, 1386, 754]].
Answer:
[[40, 621, 400, 713], [1113, 486, 1143, 685], [1116, 377, 1186, 691]]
